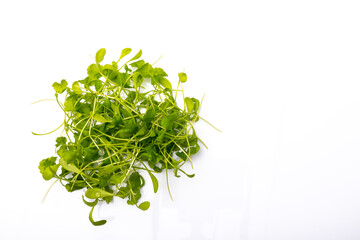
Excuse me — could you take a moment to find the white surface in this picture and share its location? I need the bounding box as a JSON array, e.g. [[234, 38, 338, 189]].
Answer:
[[1, 0, 360, 239]]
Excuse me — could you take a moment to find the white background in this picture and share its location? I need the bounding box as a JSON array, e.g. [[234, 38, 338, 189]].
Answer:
[[1, 0, 360, 239]]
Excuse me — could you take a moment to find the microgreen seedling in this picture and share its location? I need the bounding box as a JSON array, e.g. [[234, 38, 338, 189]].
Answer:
[[34, 48, 218, 226]]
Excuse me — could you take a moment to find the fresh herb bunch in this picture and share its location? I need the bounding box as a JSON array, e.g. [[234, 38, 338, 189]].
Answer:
[[35, 48, 208, 226]]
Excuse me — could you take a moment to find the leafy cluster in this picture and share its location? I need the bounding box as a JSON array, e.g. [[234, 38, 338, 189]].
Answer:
[[36, 48, 205, 226]]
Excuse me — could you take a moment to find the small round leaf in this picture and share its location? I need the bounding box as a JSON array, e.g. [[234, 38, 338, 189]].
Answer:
[[95, 48, 106, 63], [138, 201, 150, 211], [178, 72, 187, 83]]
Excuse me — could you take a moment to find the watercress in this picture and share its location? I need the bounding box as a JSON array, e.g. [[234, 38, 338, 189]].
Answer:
[[35, 48, 213, 226]]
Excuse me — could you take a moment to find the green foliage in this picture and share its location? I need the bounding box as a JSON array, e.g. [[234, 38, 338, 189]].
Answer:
[[185, 97, 194, 112], [39, 157, 59, 180], [95, 48, 106, 63], [35, 48, 211, 226], [178, 72, 187, 83], [118, 48, 132, 62], [138, 201, 150, 210], [148, 171, 159, 193], [129, 49, 142, 62], [72, 81, 82, 94], [52, 79, 68, 94], [85, 188, 114, 199]]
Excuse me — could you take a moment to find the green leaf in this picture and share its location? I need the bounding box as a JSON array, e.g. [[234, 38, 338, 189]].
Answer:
[[109, 174, 125, 185], [111, 103, 120, 114], [129, 49, 142, 62], [72, 81, 82, 94], [93, 114, 112, 123], [102, 64, 118, 82], [148, 171, 158, 193], [117, 186, 130, 198], [59, 158, 80, 174], [93, 80, 103, 91], [64, 96, 77, 111], [104, 196, 113, 204], [116, 123, 138, 138], [178, 72, 187, 83], [184, 97, 194, 112], [154, 130, 165, 145], [143, 108, 156, 123], [176, 151, 187, 161], [62, 149, 77, 162], [124, 64, 132, 73], [85, 188, 114, 199], [130, 60, 145, 69], [112, 61, 118, 69], [39, 157, 59, 180], [159, 77, 172, 89], [95, 48, 106, 63], [55, 137, 67, 147], [190, 143, 200, 155], [128, 172, 142, 190], [118, 48, 132, 62], [127, 190, 142, 205], [138, 63, 153, 78], [160, 113, 178, 130], [153, 68, 168, 77], [52, 79, 68, 94], [87, 63, 100, 76], [84, 147, 99, 162], [192, 97, 200, 112], [132, 72, 143, 88], [98, 175, 110, 187], [98, 165, 121, 176], [138, 201, 150, 211]]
